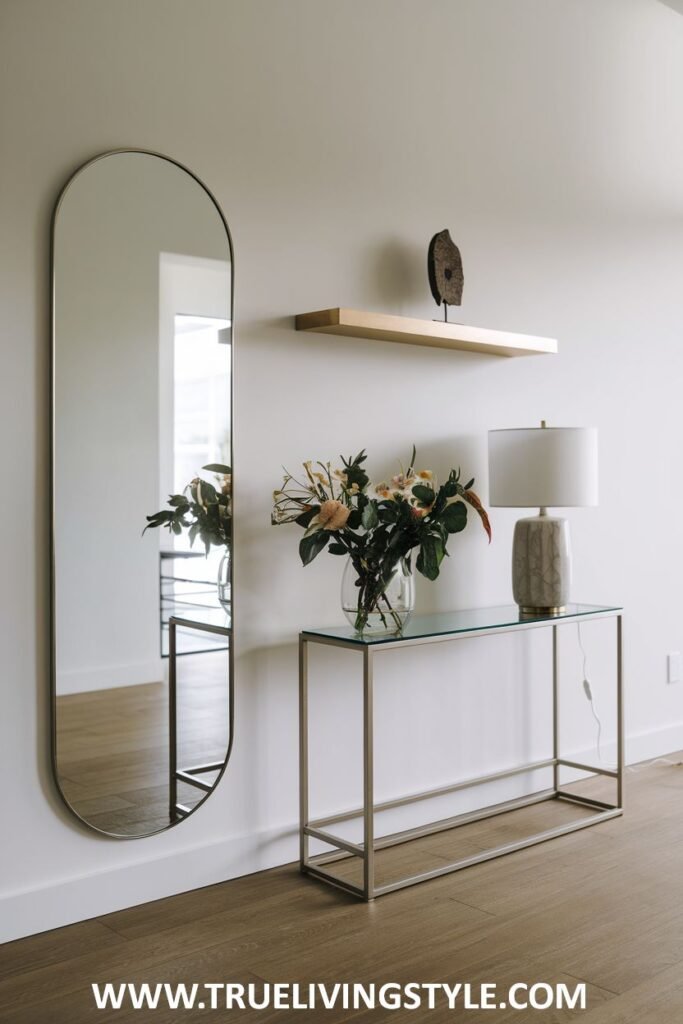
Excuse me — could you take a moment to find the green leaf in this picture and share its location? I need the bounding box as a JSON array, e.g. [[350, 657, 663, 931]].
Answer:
[[343, 450, 370, 492], [376, 500, 399, 522], [143, 510, 174, 533], [198, 480, 219, 504], [361, 501, 379, 531], [463, 477, 475, 491], [299, 530, 330, 566], [412, 484, 436, 507], [416, 534, 445, 580], [295, 507, 319, 528], [328, 542, 347, 555], [443, 501, 468, 533], [203, 463, 231, 474]]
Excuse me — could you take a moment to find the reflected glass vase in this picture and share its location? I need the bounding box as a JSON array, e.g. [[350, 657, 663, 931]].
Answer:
[[217, 548, 231, 612], [341, 556, 415, 636]]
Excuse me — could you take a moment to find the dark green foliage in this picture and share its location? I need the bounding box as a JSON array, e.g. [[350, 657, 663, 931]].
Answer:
[[299, 530, 330, 565], [144, 463, 231, 555]]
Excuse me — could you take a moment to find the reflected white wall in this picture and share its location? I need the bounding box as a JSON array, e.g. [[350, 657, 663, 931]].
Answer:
[[54, 155, 230, 693]]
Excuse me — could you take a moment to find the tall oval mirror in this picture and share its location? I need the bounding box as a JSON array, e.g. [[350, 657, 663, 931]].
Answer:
[[51, 150, 233, 837]]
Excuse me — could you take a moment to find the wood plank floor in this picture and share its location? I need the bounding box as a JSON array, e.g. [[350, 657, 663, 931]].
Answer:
[[3, 758, 683, 1022]]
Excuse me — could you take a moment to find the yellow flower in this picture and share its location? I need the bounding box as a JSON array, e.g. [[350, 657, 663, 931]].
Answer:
[[417, 469, 433, 480], [317, 499, 350, 531]]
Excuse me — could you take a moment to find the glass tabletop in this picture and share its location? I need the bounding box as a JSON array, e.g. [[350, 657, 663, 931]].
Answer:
[[301, 603, 622, 646]]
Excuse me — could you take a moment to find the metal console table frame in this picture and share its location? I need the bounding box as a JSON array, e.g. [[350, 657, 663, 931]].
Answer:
[[169, 613, 233, 820], [299, 604, 623, 901]]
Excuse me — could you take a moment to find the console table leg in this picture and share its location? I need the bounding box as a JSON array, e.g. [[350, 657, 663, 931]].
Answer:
[[363, 647, 375, 900], [617, 615, 624, 809], [552, 624, 559, 794], [299, 637, 309, 871]]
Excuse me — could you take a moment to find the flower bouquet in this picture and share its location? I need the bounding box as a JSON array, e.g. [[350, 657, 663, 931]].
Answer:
[[272, 449, 490, 634]]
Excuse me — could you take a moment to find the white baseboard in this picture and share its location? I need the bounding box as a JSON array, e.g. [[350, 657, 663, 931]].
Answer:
[[626, 720, 683, 763], [57, 659, 165, 695], [3, 720, 683, 944], [0, 822, 298, 944]]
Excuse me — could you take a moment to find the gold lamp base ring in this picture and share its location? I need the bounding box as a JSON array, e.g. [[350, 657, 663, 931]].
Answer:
[[519, 605, 567, 618]]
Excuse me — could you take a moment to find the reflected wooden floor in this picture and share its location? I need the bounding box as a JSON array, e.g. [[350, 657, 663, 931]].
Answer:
[[3, 759, 683, 1021], [56, 651, 230, 835]]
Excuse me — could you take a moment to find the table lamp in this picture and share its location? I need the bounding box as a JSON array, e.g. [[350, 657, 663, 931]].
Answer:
[[488, 422, 598, 615]]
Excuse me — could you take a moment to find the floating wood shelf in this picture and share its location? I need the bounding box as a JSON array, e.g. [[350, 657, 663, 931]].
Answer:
[[295, 308, 557, 357]]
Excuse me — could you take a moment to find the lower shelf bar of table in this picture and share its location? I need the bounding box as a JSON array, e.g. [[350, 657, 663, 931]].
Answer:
[[308, 755, 618, 835], [556, 790, 619, 811], [175, 770, 214, 794], [557, 758, 619, 780], [310, 756, 557, 831], [183, 761, 225, 775], [373, 788, 555, 851], [302, 792, 622, 895], [302, 864, 365, 899], [304, 787, 620, 863], [303, 825, 364, 858], [372, 805, 622, 897]]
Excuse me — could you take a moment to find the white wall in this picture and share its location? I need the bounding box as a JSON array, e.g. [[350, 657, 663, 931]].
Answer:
[[1, 0, 683, 941]]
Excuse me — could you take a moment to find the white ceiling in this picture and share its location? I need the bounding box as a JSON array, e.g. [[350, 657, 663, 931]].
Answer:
[[658, 0, 683, 13]]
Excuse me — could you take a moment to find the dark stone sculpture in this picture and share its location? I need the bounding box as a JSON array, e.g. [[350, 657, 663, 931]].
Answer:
[[428, 229, 464, 321]]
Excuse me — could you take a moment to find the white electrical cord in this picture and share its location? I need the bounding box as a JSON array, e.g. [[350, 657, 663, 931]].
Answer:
[[577, 622, 682, 773], [627, 758, 681, 773], [577, 622, 603, 763]]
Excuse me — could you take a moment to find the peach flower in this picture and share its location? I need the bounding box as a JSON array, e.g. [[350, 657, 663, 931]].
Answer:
[[317, 499, 350, 531]]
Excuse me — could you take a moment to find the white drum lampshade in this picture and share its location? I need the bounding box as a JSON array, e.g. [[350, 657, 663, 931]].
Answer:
[[488, 424, 598, 615]]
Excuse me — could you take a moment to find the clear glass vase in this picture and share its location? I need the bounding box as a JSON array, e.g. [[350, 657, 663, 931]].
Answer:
[[217, 548, 231, 611], [341, 556, 415, 635]]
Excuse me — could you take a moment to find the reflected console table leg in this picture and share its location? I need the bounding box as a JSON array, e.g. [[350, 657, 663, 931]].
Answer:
[[168, 614, 233, 823], [169, 620, 178, 820]]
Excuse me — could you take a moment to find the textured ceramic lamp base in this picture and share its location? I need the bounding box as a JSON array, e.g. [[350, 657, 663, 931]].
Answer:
[[512, 514, 571, 615]]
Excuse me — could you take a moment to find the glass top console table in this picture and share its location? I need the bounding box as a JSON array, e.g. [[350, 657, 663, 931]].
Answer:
[[299, 604, 623, 901]]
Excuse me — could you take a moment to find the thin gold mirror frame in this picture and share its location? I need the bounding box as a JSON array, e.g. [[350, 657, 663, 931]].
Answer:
[[49, 149, 235, 838]]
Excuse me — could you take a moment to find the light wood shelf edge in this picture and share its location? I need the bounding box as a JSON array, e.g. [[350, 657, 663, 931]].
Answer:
[[295, 308, 558, 357]]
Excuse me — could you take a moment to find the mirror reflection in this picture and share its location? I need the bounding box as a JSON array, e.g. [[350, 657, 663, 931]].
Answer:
[[52, 151, 233, 837]]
